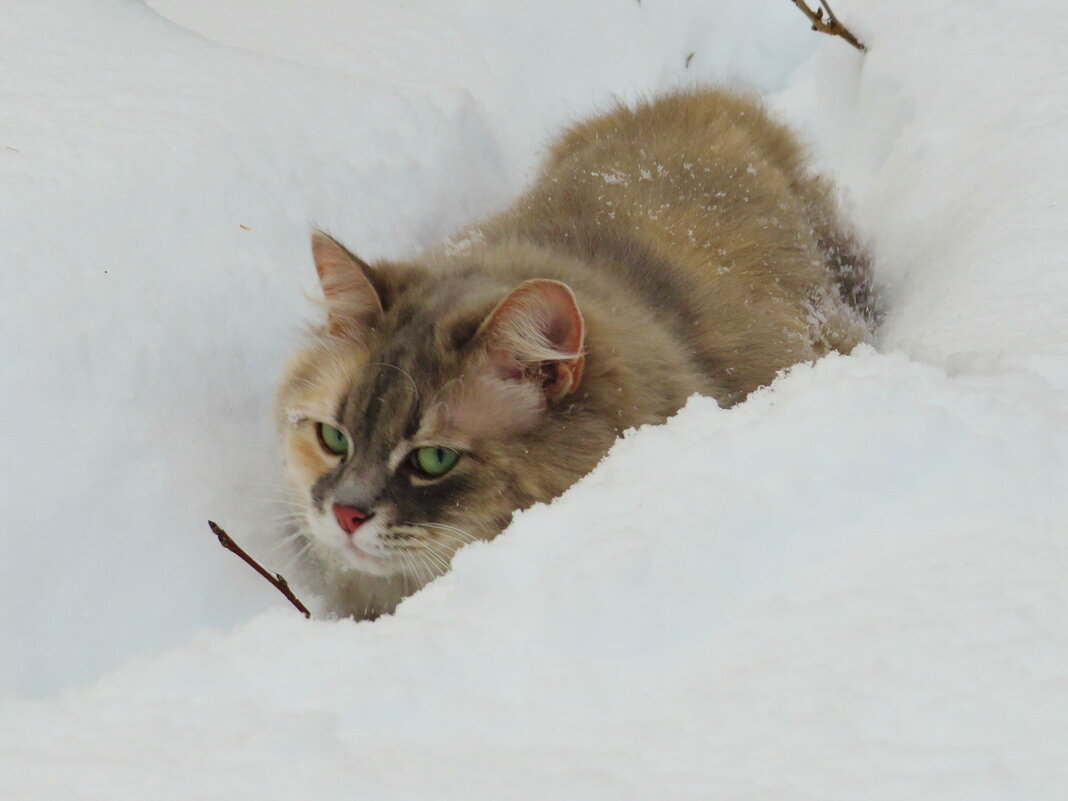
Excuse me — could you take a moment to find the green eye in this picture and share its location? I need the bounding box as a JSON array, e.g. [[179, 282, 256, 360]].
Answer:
[[317, 422, 349, 456], [412, 446, 460, 478]]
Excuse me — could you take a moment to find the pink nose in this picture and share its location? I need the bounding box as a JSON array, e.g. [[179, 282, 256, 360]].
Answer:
[[333, 504, 371, 534]]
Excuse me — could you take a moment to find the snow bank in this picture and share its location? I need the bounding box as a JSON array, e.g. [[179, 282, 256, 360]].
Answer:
[[2, 0, 1066, 798], [774, 0, 1068, 371], [3, 349, 1065, 799]]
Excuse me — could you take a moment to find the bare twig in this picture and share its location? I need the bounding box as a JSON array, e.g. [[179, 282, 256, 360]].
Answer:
[[209, 520, 312, 618], [789, 0, 867, 52]]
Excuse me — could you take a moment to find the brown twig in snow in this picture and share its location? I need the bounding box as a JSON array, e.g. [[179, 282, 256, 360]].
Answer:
[[209, 520, 312, 618], [789, 0, 867, 52]]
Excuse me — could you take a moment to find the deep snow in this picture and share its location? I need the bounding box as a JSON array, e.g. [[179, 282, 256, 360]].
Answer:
[[1, 0, 1067, 798]]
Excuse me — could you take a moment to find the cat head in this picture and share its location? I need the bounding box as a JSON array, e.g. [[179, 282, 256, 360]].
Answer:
[[275, 232, 603, 590]]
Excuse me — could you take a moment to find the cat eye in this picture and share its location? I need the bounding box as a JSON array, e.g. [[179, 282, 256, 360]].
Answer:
[[410, 446, 460, 478], [316, 422, 349, 457]]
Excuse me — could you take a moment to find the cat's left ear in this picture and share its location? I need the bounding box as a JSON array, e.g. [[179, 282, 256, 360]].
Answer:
[[478, 279, 586, 401], [310, 231, 383, 338]]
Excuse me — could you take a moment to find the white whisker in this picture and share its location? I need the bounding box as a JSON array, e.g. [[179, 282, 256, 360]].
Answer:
[[404, 521, 479, 543], [428, 376, 464, 407], [418, 549, 446, 581], [279, 539, 313, 575], [370, 362, 420, 402], [259, 512, 307, 526], [401, 548, 425, 584], [265, 528, 309, 556], [416, 538, 455, 576]]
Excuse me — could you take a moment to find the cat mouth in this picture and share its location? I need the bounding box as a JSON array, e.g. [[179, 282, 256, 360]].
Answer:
[[344, 539, 388, 563], [339, 537, 408, 577]]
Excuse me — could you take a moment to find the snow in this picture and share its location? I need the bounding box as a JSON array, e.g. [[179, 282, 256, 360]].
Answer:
[[1, 0, 1066, 798]]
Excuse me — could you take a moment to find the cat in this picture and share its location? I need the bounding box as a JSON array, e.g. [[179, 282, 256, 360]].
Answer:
[[275, 88, 873, 618]]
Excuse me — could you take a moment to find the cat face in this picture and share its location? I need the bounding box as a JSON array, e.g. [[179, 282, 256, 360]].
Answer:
[[275, 233, 590, 586]]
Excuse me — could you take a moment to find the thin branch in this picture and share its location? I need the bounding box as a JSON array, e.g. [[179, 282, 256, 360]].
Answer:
[[789, 0, 867, 52], [209, 520, 312, 618]]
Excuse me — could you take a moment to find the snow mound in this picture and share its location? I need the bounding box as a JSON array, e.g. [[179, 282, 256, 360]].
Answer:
[[2, 0, 1067, 798]]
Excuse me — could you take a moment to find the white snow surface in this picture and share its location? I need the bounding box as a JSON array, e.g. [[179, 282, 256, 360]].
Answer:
[[2, 0, 1067, 798]]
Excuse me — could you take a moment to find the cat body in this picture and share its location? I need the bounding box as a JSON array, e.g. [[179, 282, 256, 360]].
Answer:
[[276, 89, 872, 618]]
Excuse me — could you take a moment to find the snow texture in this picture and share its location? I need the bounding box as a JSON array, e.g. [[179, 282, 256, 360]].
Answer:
[[1, 0, 1066, 798]]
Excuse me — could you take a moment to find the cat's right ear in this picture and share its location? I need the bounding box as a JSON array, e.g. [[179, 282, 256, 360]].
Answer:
[[478, 279, 586, 402], [310, 231, 384, 338]]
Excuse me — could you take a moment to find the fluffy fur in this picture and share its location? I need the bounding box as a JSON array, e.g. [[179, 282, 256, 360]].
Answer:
[[275, 88, 873, 618]]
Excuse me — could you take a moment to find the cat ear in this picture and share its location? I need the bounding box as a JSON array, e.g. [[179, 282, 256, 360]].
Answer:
[[479, 279, 586, 401], [310, 231, 383, 338]]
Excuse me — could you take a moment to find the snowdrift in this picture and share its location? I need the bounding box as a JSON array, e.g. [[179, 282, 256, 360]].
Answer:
[[1, 1, 1065, 798]]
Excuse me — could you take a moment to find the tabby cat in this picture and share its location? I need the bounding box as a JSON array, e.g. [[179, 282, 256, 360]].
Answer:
[[275, 88, 873, 618]]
